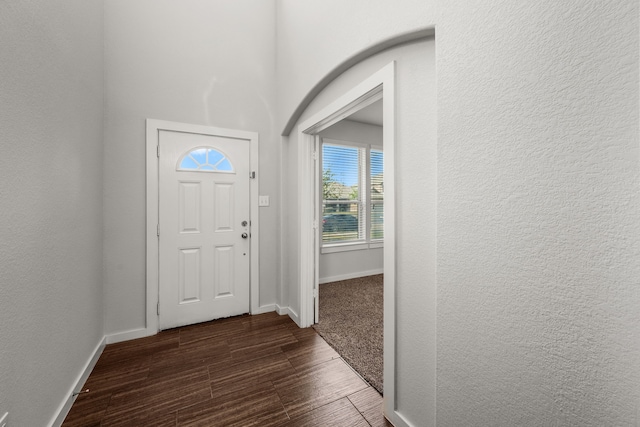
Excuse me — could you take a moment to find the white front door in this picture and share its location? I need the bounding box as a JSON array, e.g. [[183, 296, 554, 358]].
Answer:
[[158, 129, 250, 330]]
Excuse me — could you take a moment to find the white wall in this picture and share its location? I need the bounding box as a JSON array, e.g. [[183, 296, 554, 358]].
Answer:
[[436, 2, 639, 425], [278, 1, 639, 426], [0, 1, 104, 425], [318, 120, 384, 283], [276, 0, 435, 133], [103, 0, 279, 336], [319, 248, 383, 284]]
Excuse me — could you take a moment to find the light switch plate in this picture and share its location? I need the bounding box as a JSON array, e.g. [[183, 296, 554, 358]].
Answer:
[[258, 195, 270, 207]]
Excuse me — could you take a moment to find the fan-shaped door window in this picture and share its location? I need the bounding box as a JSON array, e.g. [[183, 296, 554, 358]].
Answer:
[[177, 147, 234, 173]]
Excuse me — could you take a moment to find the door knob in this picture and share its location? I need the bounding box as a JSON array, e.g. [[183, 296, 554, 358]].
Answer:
[[241, 233, 248, 239]]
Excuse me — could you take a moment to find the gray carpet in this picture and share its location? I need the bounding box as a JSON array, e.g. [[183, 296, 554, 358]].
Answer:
[[312, 274, 383, 394]]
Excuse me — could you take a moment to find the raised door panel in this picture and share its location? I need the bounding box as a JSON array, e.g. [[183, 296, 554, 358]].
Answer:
[[179, 248, 201, 304], [213, 245, 234, 298], [214, 183, 234, 232], [179, 181, 202, 234]]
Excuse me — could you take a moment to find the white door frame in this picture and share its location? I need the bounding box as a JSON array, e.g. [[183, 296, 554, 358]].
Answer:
[[296, 62, 397, 421], [146, 119, 260, 334]]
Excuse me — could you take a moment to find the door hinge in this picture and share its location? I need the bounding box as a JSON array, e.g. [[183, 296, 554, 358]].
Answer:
[[312, 151, 318, 160], [157, 224, 160, 237], [157, 145, 160, 157], [250, 171, 256, 179], [157, 302, 160, 315], [312, 220, 318, 230], [314, 288, 319, 298]]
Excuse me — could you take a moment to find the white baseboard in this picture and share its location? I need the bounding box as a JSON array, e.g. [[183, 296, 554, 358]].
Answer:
[[319, 269, 383, 284], [276, 304, 301, 327], [50, 336, 106, 427], [106, 326, 155, 345], [108, 307, 285, 344], [275, 303, 288, 316], [251, 304, 276, 315]]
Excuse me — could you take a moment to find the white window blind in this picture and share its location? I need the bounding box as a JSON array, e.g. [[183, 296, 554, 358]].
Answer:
[[370, 148, 384, 241], [321, 141, 383, 245]]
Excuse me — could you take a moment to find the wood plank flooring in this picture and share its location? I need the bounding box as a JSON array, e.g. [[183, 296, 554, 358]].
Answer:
[[62, 312, 391, 427]]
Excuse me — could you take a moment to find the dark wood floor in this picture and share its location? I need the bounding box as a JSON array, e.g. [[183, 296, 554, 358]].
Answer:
[[62, 312, 391, 427]]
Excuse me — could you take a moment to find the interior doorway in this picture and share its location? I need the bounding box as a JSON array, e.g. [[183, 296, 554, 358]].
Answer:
[[312, 99, 385, 393], [296, 61, 397, 416], [316, 100, 384, 299]]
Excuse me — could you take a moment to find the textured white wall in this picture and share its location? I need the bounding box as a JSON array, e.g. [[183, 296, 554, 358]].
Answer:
[[278, 1, 639, 426], [437, 2, 640, 425], [0, 1, 104, 425], [103, 0, 279, 335], [318, 120, 384, 283]]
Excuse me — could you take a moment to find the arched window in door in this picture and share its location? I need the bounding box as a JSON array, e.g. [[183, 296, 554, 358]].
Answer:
[[177, 146, 234, 173]]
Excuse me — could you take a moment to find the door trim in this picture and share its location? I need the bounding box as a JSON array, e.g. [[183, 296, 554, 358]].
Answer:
[[146, 119, 260, 334], [296, 61, 397, 421]]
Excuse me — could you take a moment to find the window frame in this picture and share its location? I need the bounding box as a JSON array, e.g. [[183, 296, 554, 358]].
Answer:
[[320, 138, 383, 253], [176, 146, 235, 173]]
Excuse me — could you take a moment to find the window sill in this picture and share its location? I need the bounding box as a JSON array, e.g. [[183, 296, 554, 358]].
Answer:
[[321, 241, 384, 254], [369, 241, 384, 249]]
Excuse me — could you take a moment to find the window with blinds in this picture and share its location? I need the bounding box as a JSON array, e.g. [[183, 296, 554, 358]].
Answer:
[[321, 140, 383, 245]]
